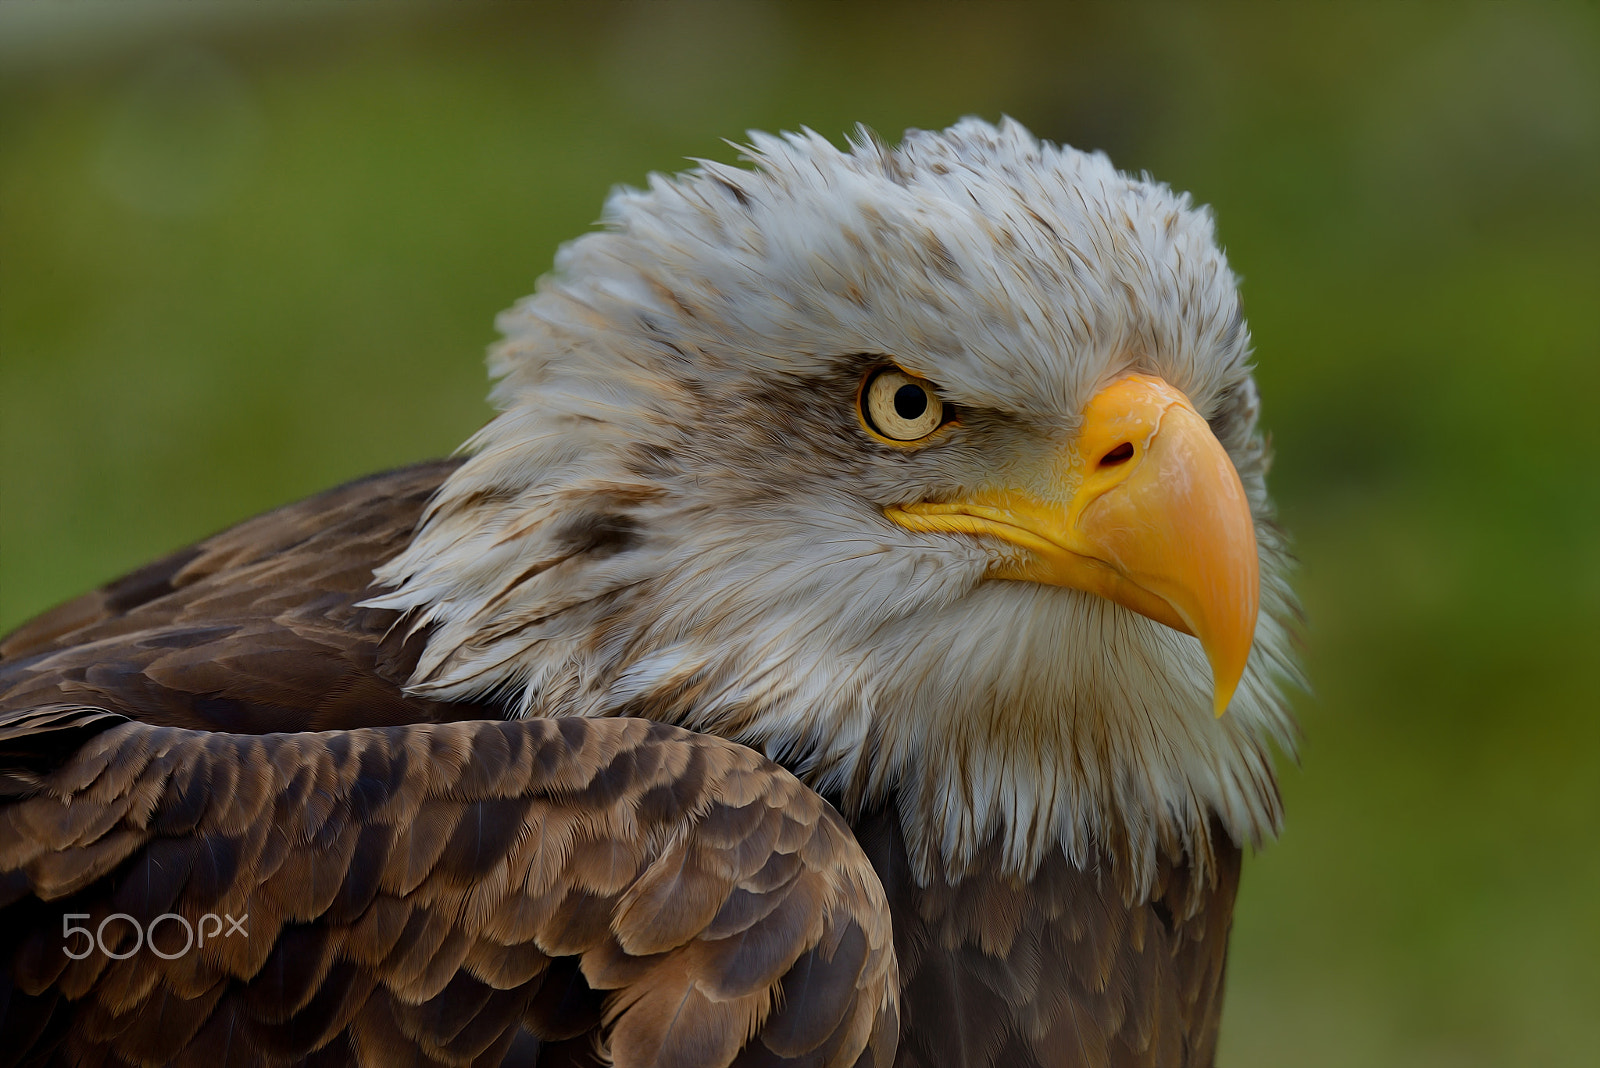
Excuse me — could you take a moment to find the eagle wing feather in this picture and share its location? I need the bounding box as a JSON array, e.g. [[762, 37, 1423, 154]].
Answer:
[[0, 707, 897, 1068], [0, 464, 897, 1067]]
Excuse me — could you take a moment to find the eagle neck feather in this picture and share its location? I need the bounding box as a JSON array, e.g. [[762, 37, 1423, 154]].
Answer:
[[368, 439, 1299, 899]]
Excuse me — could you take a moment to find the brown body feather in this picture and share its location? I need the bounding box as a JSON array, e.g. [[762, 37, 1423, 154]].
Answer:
[[1, 464, 1238, 1067], [0, 462, 489, 734]]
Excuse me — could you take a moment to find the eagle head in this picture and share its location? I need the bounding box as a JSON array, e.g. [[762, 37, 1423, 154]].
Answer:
[[369, 117, 1300, 890]]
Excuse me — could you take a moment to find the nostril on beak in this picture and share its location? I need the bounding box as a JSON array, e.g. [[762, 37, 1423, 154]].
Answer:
[[1098, 442, 1134, 467]]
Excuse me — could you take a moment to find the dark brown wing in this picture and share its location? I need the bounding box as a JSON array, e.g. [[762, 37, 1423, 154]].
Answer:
[[0, 461, 494, 734], [850, 804, 1238, 1068], [0, 464, 897, 1065], [0, 705, 897, 1068]]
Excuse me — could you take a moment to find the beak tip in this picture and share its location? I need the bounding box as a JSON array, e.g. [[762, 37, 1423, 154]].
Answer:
[[1208, 646, 1249, 718]]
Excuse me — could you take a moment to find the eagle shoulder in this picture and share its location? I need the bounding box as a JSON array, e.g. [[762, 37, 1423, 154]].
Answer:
[[0, 707, 897, 1067]]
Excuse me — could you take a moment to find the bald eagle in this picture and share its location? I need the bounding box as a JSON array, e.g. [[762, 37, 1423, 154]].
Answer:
[[0, 118, 1298, 1068]]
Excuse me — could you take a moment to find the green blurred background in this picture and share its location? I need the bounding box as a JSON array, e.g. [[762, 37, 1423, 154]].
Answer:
[[2, 2, 1596, 1063]]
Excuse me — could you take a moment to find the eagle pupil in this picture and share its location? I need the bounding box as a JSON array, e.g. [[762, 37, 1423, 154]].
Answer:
[[894, 384, 927, 420]]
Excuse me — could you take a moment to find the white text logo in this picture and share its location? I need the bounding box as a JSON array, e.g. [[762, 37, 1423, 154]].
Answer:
[[61, 912, 248, 960]]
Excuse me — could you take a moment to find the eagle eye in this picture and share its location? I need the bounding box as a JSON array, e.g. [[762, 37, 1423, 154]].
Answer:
[[860, 367, 947, 443]]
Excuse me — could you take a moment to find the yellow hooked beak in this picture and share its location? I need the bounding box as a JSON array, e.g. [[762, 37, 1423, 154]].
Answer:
[[886, 374, 1259, 716]]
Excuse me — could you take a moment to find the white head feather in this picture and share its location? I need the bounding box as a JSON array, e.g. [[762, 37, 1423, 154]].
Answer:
[[368, 117, 1301, 892]]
